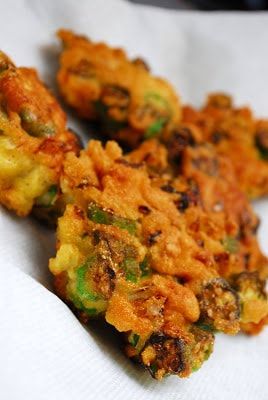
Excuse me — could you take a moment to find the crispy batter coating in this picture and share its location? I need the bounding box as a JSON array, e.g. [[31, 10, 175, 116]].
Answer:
[[57, 29, 181, 147], [50, 202, 212, 379], [232, 272, 268, 326], [49, 139, 268, 378], [56, 30, 268, 199], [182, 93, 268, 199], [53, 140, 222, 292], [128, 138, 268, 334], [0, 51, 80, 216]]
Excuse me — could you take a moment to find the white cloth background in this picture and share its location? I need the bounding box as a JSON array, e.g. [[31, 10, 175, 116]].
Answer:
[[1, 1, 268, 399]]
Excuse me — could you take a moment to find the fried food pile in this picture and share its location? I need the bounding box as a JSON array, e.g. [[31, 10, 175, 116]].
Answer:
[[1, 30, 268, 381], [48, 138, 268, 379], [57, 30, 268, 200]]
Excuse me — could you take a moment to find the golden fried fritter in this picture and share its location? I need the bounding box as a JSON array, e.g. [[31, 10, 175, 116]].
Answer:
[[0, 51, 80, 217], [54, 141, 225, 294], [57, 29, 181, 147], [127, 138, 268, 334], [51, 203, 214, 379], [49, 141, 218, 378], [182, 93, 268, 199], [48, 139, 267, 378], [56, 30, 268, 199]]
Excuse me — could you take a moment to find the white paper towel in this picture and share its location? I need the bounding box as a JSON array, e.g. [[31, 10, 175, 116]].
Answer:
[[1, 1, 268, 399]]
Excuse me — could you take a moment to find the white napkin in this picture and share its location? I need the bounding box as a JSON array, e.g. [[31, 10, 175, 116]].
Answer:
[[1, 1, 268, 399]]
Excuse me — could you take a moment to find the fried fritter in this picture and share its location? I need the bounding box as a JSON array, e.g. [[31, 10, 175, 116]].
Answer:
[[0, 51, 80, 217], [57, 29, 181, 147], [51, 141, 218, 293], [56, 30, 268, 199], [48, 139, 268, 378], [128, 138, 268, 334], [50, 202, 213, 379], [182, 93, 268, 199]]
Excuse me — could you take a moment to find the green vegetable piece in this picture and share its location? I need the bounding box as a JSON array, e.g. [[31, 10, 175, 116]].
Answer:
[[112, 216, 137, 235], [139, 257, 151, 277], [76, 258, 101, 301], [194, 321, 215, 333], [126, 271, 137, 283], [88, 203, 137, 235], [70, 257, 108, 318], [88, 203, 112, 225], [129, 333, 140, 347], [82, 307, 98, 316], [191, 344, 213, 373], [121, 258, 140, 282], [35, 185, 58, 208], [20, 109, 55, 138], [190, 326, 214, 373], [144, 117, 167, 139], [144, 92, 169, 109], [121, 257, 151, 282], [35, 124, 55, 137], [222, 236, 239, 254], [149, 363, 158, 375], [71, 295, 99, 317], [204, 347, 212, 361], [20, 109, 36, 124]]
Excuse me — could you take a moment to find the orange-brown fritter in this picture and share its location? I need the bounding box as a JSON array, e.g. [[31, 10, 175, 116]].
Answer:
[[182, 93, 268, 199], [48, 139, 268, 378], [49, 140, 222, 378], [0, 51, 80, 217], [57, 29, 181, 147], [57, 140, 218, 293], [51, 203, 213, 380], [56, 30, 268, 200], [128, 138, 268, 334]]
